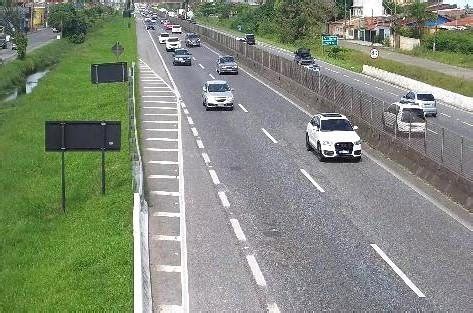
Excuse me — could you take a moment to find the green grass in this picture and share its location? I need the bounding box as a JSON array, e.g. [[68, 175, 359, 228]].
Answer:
[[198, 17, 473, 97], [402, 47, 473, 69], [0, 39, 73, 98], [0, 16, 136, 311]]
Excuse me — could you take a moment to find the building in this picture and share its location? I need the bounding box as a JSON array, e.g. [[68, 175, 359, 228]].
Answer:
[[351, 0, 385, 18]]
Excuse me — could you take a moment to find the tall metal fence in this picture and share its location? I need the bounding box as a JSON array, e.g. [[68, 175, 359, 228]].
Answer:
[[129, 62, 152, 312], [177, 20, 473, 182]]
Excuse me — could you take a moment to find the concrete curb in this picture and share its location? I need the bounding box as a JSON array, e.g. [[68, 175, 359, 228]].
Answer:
[[362, 65, 473, 112]]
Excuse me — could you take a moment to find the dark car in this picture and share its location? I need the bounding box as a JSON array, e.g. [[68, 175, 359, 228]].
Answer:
[[173, 48, 192, 66], [245, 33, 255, 45], [216, 55, 238, 75], [145, 21, 155, 30], [294, 48, 313, 65], [185, 33, 200, 47]]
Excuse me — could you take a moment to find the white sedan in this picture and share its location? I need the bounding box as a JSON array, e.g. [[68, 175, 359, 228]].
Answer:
[[158, 33, 170, 44]]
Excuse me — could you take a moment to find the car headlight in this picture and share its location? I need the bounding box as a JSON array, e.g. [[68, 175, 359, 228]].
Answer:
[[354, 140, 362, 145], [321, 141, 332, 146]]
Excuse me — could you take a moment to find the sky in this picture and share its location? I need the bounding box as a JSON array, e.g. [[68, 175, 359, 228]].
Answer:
[[445, 0, 471, 8]]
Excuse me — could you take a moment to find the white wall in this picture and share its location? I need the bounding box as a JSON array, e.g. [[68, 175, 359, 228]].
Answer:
[[362, 65, 473, 112], [352, 0, 384, 17]]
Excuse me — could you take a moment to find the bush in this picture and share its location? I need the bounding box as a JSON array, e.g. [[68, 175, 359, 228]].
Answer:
[[69, 32, 86, 44], [423, 30, 473, 54], [15, 32, 27, 60]]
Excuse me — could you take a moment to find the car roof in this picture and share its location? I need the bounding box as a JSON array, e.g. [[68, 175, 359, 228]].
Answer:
[[206, 80, 228, 85], [316, 113, 346, 119]]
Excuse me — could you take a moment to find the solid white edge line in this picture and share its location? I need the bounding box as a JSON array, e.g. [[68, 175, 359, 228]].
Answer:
[[145, 30, 188, 311], [261, 128, 278, 144], [208, 169, 220, 185], [246, 255, 267, 287], [218, 191, 230, 208], [238, 103, 249, 113], [204, 43, 471, 231], [370, 244, 426, 298], [300, 169, 325, 193], [229, 218, 247, 242]]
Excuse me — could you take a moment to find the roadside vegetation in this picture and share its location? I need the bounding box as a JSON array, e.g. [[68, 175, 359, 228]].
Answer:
[[194, 1, 472, 96], [0, 16, 136, 310]]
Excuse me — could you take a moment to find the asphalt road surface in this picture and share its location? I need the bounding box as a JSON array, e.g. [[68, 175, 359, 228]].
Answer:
[[137, 18, 472, 312], [0, 28, 57, 63], [202, 24, 473, 142]]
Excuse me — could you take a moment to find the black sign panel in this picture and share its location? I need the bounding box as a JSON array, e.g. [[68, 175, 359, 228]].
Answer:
[[45, 121, 121, 151], [91, 62, 128, 84]]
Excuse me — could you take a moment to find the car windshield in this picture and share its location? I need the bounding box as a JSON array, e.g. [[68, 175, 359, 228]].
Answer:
[[221, 56, 234, 63], [168, 38, 178, 42], [160, 33, 169, 37], [401, 108, 425, 123], [417, 93, 435, 101], [208, 83, 230, 92], [188, 34, 198, 38], [175, 50, 189, 55], [246, 34, 254, 39], [320, 119, 353, 131]]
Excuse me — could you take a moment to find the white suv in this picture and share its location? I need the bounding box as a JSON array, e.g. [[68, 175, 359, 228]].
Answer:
[[165, 37, 181, 51], [305, 113, 362, 161], [401, 91, 437, 117]]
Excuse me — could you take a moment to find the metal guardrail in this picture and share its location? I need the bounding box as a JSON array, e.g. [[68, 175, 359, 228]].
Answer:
[[129, 62, 152, 313], [173, 18, 473, 182]]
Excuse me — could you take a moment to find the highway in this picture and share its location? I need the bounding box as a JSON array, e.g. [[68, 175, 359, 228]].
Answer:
[[136, 18, 472, 311], [201, 24, 473, 141]]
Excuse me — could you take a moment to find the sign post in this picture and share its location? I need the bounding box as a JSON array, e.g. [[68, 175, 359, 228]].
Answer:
[[45, 121, 121, 211], [111, 41, 124, 61]]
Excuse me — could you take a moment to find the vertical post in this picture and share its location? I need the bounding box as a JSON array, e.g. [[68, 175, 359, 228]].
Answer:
[[60, 123, 66, 213], [102, 122, 107, 195], [370, 96, 373, 121], [440, 127, 445, 163], [460, 136, 464, 174]]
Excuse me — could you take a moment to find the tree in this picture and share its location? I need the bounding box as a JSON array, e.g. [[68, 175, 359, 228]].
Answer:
[[15, 31, 27, 59], [405, 0, 436, 38]]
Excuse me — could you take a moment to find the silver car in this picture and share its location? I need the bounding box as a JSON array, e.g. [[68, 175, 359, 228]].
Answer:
[[202, 80, 234, 111], [401, 91, 437, 117], [216, 55, 238, 75]]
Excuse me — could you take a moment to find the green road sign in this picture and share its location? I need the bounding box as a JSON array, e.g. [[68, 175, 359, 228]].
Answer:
[[322, 35, 338, 46]]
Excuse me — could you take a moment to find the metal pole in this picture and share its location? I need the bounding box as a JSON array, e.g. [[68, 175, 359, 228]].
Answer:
[[441, 127, 445, 163], [61, 122, 66, 213], [61, 151, 66, 213], [460, 136, 464, 174]]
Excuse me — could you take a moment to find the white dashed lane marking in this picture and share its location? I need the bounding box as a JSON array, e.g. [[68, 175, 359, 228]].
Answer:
[[238, 103, 248, 113], [246, 255, 267, 287], [261, 128, 278, 144], [230, 219, 247, 242], [199, 63, 205, 69], [300, 169, 325, 193]]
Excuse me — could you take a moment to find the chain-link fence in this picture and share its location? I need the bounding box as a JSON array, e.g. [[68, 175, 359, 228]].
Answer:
[[176, 20, 473, 182]]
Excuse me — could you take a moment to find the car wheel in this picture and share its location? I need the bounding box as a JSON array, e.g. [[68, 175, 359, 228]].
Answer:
[[217, 69, 220, 75], [317, 143, 325, 162], [432, 113, 437, 117], [306, 133, 312, 151]]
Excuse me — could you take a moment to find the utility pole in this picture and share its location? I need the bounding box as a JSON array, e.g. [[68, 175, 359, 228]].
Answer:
[[344, 0, 347, 39]]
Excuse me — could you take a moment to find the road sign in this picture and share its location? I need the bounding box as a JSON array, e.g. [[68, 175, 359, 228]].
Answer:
[[111, 42, 124, 59], [322, 35, 338, 46], [370, 48, 379, 59], [91, 62, 128, 84]]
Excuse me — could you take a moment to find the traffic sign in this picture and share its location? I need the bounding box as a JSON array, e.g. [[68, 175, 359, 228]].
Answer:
[[322, 35, 338, 46], [111, 42, 124, 59], [370, 48, 379, 59]]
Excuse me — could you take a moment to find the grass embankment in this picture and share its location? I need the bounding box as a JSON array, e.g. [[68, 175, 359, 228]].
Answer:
[[0, 16, 136, 310], [198, 17, 473, 97], [403, 47, 473, 69]]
